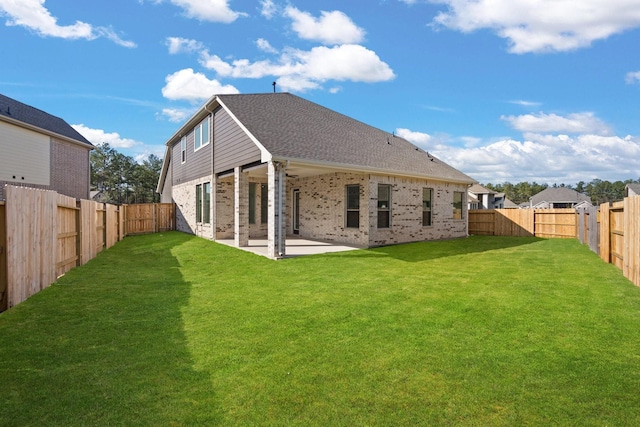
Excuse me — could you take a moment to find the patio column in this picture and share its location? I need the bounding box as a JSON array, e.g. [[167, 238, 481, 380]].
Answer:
[[234, 166, 249, 247], [268, 161, 287, 258]]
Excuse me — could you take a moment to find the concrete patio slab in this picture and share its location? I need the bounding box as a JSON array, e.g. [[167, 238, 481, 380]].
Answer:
[[216, 237, 363, 259]]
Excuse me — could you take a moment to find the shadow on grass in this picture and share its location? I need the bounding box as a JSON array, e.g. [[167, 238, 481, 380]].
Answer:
[[337, 235, 545, 263], [0, 232, 221, 426]]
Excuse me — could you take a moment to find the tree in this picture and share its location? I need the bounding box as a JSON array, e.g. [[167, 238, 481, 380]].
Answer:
[[90, 144, 162, 204]]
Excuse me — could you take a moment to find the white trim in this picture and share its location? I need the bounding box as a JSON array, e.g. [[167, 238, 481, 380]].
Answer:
[[216, 98, 272, 162]]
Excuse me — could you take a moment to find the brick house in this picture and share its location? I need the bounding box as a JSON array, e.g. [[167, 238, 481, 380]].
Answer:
[[157, 93, 475, 258], [0, 94, 93, 200]]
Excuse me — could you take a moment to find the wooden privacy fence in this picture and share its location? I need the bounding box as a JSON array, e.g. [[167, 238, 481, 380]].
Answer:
[[469, 196, 640, 287], [0, 186, 175, 311], [468, 208, 577, 238]]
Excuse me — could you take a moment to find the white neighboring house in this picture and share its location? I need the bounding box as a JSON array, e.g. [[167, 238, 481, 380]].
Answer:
[[468, 184, 518, 209], [626, 183, 640, 197]]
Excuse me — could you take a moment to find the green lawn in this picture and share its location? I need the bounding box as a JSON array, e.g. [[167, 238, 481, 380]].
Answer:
[[2, 233, 640, 426]]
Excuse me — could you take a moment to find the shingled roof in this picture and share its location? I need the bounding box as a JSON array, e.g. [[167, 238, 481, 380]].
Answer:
[[0, 93, 92, 146], [530, 187, 591, 205], [216, 93, 474, 184]]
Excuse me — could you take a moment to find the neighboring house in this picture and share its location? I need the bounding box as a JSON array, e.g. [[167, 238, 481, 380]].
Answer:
[[0, 94, 93, 200], [157, 93, 475, 258], [467, 184, 516, 209], [528, 187, 592, 209], [626, 183, 640, 197]]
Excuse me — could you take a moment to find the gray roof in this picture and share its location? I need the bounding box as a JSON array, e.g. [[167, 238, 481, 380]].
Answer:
[[530, 187, 591, 205], [217, 93, 474, 184], [468, 183, 494, 195], [0, 93, 92, 146], [626, 183, 640, 195]]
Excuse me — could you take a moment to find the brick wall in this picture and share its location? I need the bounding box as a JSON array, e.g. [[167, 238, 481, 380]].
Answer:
[[287, 172, 468, 247], [51, 138, 90, 199], [173, 175, 214, 239]]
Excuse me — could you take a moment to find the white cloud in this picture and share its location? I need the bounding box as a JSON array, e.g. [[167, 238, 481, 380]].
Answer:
[[166, 36, 204, 54], [161, 108, 192, 122], [0, 0, 135, 47], [260, 0, 277, 19], [165, 0, 246, 23], [509, 100, 542, 107], [256, 38, 278, 54], [71, 124, 142, 149], [396, 128, 432, 146], [161, 68, 239, 102], [284, 6, 365, 44], [200, 44, 395, 92], [430, 0, 640, 53], [501, 112, 612, 135], [625, 70, 640, 84]]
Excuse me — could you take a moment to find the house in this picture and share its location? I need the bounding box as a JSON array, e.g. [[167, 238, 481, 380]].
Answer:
[[467, 184, 517, 209], [626, 183, 640, 197], [528, 187, 592, 209], [0, 94, 93, 200], [157, 93, 475, 258]]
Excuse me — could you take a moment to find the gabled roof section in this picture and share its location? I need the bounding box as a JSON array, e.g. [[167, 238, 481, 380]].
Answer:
[[626, 183, 640, 196], [529, 187, 591, 205], [217, 93, 474, 184], [0, 93, 92, 147], [468, 183, 494, 195]]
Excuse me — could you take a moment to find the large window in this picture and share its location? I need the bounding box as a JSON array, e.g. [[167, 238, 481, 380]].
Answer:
[[260, 184, 268, 224], [196, 184, 202, 223], [194, 116, 210, 151], [453, 191, 464, 220], [249, 183, 256, 224], [203, 182, 211, 224], [423, 188, 432, 226], [377, 184, 391, 228], [346, 185, 360, 228], [196, 183, 211, 224], [181, 137, 186, 163]]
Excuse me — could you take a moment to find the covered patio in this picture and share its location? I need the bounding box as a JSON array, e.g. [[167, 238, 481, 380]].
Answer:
[[216, 236, 363, 259]]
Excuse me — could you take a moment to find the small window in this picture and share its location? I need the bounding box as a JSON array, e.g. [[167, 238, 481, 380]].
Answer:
[[260, 184, 268, 224], [196, 184, 203, 223], [203, 182, 211, 224], [377, 184, 391, 228], [249, 183, 256, 225], [181, 137, 186, 163], [194, 116, 210, 151], [423, 188, 432, 226], [346, 185, 360, 228], [453, 191, 464, 220]]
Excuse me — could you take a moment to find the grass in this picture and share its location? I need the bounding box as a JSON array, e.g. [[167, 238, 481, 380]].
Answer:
[[2, 233, 640, 426]]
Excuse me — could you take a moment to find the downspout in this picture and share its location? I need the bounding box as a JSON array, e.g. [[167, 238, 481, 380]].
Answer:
[[206, 101, 215, 240]]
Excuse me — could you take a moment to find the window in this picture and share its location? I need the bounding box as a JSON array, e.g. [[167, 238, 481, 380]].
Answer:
[[423, 188, 432, 226], [194, 116, 210, 151], [249, 183, 256, 224], [453, 191, 464, 220], [203, 182, 211, 224], [181, 137, 186, 163], [196, 184, 202, 223], [346, 185, 360, 228], [260, 184, 268, 224], [196, 183, 211, 224], [377, 184, 391, 228]]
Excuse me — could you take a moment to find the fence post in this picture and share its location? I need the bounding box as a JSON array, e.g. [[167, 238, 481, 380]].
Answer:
[[599, 202, 610, 263]]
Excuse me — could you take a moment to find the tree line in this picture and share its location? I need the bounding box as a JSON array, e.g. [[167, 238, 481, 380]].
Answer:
[[484, 178, 640, 206], [90, 143, 162, 204]]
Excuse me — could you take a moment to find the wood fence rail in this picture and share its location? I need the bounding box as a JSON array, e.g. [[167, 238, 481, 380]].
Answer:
[[0, 186, 175, 311]]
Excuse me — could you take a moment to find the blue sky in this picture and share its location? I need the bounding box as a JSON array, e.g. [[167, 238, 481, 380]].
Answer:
[[1, 0, 640, 185]]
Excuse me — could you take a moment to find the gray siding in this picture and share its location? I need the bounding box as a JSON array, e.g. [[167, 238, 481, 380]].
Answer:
[[214, 107, 261, 174], [172, 116, 212, 186]]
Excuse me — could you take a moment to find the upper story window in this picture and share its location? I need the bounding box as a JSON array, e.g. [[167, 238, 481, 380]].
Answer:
[[194, 116, 210, 151], [181, 137, 186, 163]]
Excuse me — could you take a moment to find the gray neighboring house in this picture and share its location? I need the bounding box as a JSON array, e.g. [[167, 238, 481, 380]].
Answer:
[[0, 94, 93, 200], [626, 183, 640, 197], [157, 93, 475, 258], [528, 187, 592, 209], [467, 184, 517, 209]]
